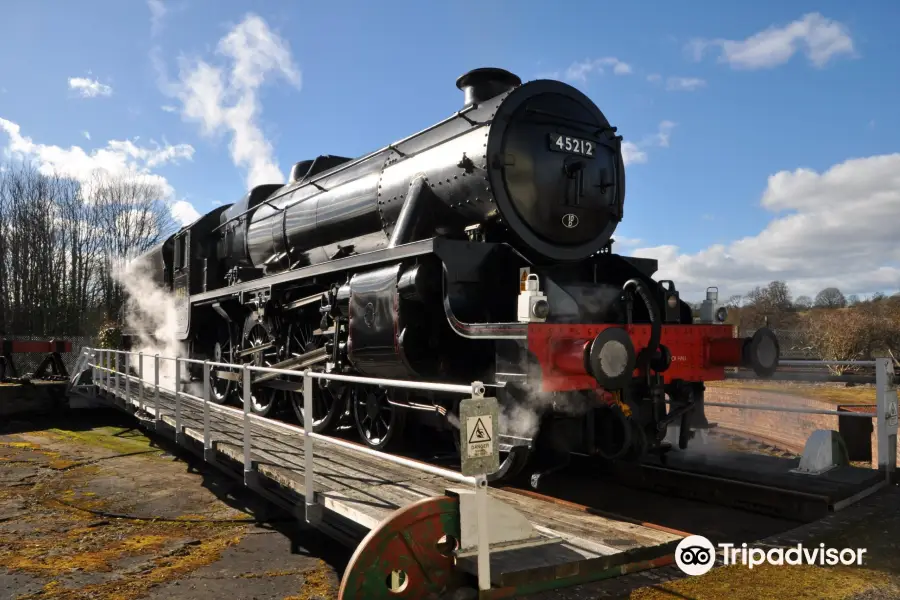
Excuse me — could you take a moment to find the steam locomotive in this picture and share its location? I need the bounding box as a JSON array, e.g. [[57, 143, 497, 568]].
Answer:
[[126, 68, 780, 485]]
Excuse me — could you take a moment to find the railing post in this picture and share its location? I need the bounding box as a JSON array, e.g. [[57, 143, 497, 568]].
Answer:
[[475, 475, 491, 592], [303, 370, 320, 524], [124, 352, 131, 404], [138, 352, 144, 405], [203, 361, 212, 460], [242, 366, 253, 486], [90, 350, 97, 398], [174, 358, 183, 444], [154, 354, 161, 429], [114, 351, 120, 394], [875, 357, 898, 483]]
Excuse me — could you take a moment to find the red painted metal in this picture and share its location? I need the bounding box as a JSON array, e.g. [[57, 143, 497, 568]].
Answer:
[[708, 336, 744, 366], [0, 339, 72, 354], [338, 495, 463, 599], [528, 323, 740, 392], [552, 338, 592, 374]]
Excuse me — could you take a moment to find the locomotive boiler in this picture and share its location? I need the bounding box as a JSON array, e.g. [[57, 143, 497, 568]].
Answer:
[[126, 67, 780, 486]]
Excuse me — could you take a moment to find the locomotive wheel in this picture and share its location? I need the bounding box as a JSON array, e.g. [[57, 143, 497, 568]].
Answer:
[[285, 321, 346, 433], [351, 385, 406, 451], [209, 326, 236, 405], [240, 320, 283, 417]]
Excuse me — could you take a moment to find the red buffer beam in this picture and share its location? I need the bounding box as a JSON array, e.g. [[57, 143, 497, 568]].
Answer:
[[528, 324, 780, 393]]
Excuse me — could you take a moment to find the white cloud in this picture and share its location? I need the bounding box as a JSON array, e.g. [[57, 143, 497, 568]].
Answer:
[[688, 13, 855, 70], [652, 121, 675, 148], [160, 105, 178, 113], [68, 77, 113, 98], [0, 117, 196, 222], [632, 154, 900, 299], [148, 0, 166, 36], [83, 131, 91, 140], [564, 57, 632, 83], [621, 121, 675, 166], [665, 76, 706, 92], [613, 236, 642, 247], [171, 199, 201, 225], [646, 73, 662, 83], [158, 14, 300, 190], [622, 142, 647, 166]]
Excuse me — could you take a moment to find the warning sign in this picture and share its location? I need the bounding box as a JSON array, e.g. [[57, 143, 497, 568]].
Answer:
[[887, 399, 898, 428], [466, 416, 493, 458], [459, 395, 500, 477], [519, 267, 530, 291]]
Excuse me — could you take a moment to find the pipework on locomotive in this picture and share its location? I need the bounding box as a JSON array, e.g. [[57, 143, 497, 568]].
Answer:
[[121, 67, 780, 486]]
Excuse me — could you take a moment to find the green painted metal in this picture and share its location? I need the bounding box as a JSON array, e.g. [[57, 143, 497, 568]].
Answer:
[[338, 495, 464, 599]]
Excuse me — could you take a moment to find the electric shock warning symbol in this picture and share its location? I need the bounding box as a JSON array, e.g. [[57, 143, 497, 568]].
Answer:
[[465, 416, 493, 458]]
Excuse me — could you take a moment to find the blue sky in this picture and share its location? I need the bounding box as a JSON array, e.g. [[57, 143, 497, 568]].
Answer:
[[1, 1, 898, 300]]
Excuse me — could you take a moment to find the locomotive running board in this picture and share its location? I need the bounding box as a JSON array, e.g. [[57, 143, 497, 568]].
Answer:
[[190, 237, 438, 304]]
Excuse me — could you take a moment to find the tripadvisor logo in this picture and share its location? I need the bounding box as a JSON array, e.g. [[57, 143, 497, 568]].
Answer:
[[675, 535, 868, 576], [675, 535, 716, 576]]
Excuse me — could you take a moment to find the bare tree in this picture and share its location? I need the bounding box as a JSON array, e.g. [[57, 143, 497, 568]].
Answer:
[[0, 162, 178, 337], [814, 287, 847, 309], [90, 173, 177, 323], [794, 295, 812, 310]]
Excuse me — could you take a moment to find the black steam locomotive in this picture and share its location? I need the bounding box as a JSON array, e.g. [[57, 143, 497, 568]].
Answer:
[[127, 68, 779, 484]]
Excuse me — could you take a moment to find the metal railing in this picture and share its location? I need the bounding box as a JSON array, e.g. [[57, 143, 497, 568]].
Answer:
[[80, 351, 899, 588], [83, 347, 495, 592], [700, 358, 898, 481]]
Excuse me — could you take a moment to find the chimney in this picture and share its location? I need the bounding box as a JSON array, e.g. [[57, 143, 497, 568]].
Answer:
[[455, 68, 521, 106]]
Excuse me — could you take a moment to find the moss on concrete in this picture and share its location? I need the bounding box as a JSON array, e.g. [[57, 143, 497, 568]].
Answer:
[[43, 425, 157, 455], [0, 427, 250, 600]]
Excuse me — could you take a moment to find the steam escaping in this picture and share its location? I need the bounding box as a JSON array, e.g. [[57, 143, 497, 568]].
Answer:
[[112, 254, 188, 393], [496, 358, 595, 441]]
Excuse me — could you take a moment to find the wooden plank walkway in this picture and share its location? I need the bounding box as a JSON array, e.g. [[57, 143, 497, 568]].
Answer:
[[88, 371, 684, 585]]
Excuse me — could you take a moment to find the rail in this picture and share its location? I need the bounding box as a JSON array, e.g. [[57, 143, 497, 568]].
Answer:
[[83, 347, 494, 592]]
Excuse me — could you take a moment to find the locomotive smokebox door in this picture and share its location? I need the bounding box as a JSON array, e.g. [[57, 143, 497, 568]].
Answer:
[[459, 395, 500, 477]]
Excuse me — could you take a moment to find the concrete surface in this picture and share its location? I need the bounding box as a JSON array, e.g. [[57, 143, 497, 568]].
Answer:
[[0, 409, 347, 600]]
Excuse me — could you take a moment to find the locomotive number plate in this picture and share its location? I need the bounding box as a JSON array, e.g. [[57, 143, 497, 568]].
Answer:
[[549, 133, 595, 158]]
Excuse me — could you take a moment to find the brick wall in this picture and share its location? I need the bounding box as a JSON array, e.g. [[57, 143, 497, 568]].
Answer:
[[704, 386, 899, 469]]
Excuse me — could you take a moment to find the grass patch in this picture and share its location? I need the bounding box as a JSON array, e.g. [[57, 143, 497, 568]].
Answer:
[[43, 426, 157, 455], [707, 380, 880, 405]]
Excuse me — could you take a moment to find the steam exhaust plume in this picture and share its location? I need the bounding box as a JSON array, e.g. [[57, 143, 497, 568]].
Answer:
[[112, 256, 189, 393]]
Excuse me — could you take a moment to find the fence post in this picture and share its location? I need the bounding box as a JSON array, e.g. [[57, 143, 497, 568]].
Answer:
[[124, 352, 130, 404], [154, 354, 161, 429], [174, 358, 183, 444], [242, 366, 253, 486], [875, 357, 898, 483], [138, 352, 144, 405], [90, 350, 97, 398], [303, 370, 321, 524], [203, 361, 212, 460], [114, 351, 119, 394]]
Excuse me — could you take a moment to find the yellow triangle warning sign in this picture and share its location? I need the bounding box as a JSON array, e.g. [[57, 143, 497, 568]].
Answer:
[[468, 417, 492, 444]]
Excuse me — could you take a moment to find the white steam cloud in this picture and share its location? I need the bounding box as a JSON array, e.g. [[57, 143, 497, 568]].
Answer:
[[113, 255, 188, 392]]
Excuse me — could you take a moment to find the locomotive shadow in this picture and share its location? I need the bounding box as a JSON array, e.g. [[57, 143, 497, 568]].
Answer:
[[509, 453, 799, 545]]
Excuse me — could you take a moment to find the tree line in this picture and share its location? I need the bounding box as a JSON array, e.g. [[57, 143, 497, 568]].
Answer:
[[0, 161, 177, 337], [709, 280, 900, 371]]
